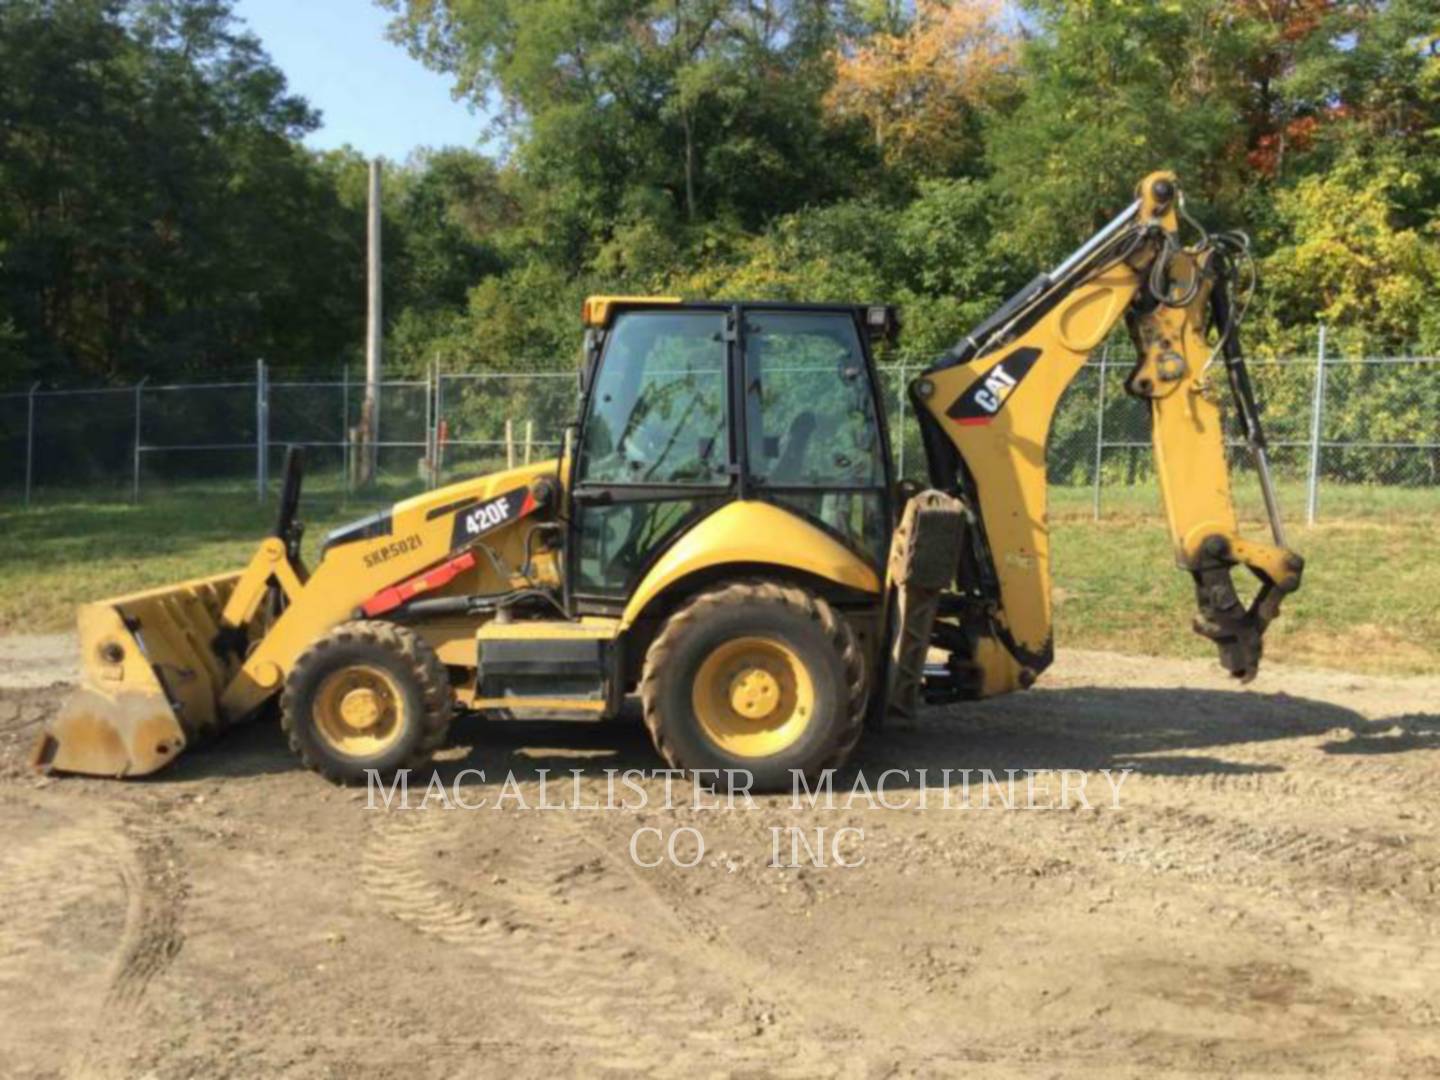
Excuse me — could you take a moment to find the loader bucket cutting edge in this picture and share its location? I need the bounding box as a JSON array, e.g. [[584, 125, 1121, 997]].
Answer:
[[31, 570, 245, 778]]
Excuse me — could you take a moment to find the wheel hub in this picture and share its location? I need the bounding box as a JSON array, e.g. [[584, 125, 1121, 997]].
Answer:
[[691, 636, 816, 759], [729, 667, 781, 719], [312, 664, 405, 757], [338, 686, 383, 730]]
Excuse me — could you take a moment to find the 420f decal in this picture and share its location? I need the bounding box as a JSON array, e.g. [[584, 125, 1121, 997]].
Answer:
[[448, 486, 537, 550], [946, 347, 1041, 426]]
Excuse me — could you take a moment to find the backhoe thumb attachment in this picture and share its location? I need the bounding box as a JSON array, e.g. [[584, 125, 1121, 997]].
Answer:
[[1181, 526, 1304, 682], [1191, 567, 1298, 683]]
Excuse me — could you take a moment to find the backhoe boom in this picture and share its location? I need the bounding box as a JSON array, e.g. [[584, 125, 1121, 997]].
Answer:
[[904, 171, 1303, 704]]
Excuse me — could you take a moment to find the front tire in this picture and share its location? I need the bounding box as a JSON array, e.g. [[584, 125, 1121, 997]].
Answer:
[[281, 620, 453, 784], [640, 582, 865, 792]]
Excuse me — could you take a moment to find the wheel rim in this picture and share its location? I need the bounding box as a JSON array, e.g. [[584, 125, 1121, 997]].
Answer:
[[312, 664, 407, 758], [691, 636, 815, 759]]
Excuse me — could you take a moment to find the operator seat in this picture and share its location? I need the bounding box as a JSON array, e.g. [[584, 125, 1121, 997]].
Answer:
[[770, 411, 816, 483]]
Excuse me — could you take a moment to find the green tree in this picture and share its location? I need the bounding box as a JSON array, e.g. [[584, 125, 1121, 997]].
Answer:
[[0, 0, 364, 382], [986, 1, 1251, 266], [382, 0, 870, 262], [1255, 154, 1440, 355]]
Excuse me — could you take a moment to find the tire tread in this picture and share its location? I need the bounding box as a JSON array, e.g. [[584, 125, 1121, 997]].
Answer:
[[638, 581, 866, 777], [280, 620, 453, 784]]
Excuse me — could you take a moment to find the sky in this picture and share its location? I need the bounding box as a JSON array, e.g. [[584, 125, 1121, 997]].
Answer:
[[232, 0, 493, 162]]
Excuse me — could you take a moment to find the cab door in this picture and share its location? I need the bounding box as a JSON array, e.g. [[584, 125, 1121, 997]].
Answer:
[[568, 309, 734, 609], [739, 308, 893, 568]]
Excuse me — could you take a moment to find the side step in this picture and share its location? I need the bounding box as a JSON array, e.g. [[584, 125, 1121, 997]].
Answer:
[[468, 618, 621, 717]]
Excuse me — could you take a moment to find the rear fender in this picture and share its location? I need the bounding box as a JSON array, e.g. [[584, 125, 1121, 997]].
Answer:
[[619, 501, 880, 633]]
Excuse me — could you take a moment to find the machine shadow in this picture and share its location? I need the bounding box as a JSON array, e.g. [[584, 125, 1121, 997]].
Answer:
[[850, 686, 1407, 783], [163, 683, 1432, 786]]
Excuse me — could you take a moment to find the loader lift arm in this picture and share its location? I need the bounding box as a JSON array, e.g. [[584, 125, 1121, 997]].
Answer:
[[896, 172, 1303, 710]]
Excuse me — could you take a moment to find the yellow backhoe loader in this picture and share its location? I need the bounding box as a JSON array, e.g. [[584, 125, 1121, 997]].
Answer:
[[32, 172, 1304, 790]]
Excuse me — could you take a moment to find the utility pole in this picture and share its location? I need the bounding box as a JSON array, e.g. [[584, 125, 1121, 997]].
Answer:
[[360, 157, 383, 486]]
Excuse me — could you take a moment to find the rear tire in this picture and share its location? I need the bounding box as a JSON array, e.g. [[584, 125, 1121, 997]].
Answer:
[[281, 621, 453, 784], [640, 582, 865, 792]]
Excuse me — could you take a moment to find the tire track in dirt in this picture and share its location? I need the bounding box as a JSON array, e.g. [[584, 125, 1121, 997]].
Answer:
[[1112, 742, 1440, 829], [106, 814, 186, 1006], [1269, 746, 1440, 821], [1104, 804, 1440, 909], [0, 792, 184, 1001], [0, 812, 120, 989], [854, 739, 1440, 1054], [362, 809, 685, 1074], [1096, 796, 1440, 1018], [362, 809, 696, 1073], [362, 807, 866, 1078], [0, 790, 187, 1077], [870, 700, 1440, 909], [855, 735, 1440, 982], [497, 821, 797, 1067]]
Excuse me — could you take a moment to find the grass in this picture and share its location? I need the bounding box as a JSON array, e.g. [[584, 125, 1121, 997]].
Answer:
[[1051, 478, 1440, 675], [1, 481, 1435, 676], [1051, 513, 1440, 676], [1051, 476, 1440, 525], [0, 476, 421, 636]]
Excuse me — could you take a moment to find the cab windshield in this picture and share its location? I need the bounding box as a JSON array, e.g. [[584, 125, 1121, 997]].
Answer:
[[577, 311, 728, 487]]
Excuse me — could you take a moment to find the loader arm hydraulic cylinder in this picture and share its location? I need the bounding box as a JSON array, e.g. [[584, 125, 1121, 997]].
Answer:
[[907, 171, 1303, 698]]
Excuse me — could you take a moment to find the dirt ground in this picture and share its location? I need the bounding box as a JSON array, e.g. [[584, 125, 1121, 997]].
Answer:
[[1, 639, 1437, 1079]]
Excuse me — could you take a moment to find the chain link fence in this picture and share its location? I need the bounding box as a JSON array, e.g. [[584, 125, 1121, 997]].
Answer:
[[0, 363, 435, 507], [434, 370, 575, 484], [2, 334, 1436, 522]]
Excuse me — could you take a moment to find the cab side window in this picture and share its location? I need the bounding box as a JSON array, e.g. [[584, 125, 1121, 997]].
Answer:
[[573, 310, 730, 598]]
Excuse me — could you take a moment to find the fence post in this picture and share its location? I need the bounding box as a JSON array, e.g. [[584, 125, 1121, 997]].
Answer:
[[132, 377, 148, 504], [256, 359, 269, 503], [1092, 342, 1109, 521], [425, 359, 436, 489], [895, 363, 908, 479], [1305, 323, 1327, 526], [24, 381, 39, 508], [435, 368, 445, 485], [342, 362, 351, 495]]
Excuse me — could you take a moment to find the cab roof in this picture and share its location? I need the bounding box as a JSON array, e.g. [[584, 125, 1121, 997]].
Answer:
[[581, 295, 898, 335]]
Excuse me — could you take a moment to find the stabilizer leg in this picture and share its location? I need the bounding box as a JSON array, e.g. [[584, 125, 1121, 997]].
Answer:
[[881, 491, 966, 725]]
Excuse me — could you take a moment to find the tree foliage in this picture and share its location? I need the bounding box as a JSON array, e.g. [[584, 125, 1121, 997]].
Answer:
[[384, 0, 864, 241], [0, 0, 361, 381], [826, 0, 1014, 177], [1256, 153, 1440, 354]]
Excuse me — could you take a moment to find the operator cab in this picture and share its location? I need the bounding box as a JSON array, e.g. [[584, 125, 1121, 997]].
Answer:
[[568, 298, 900, 611]]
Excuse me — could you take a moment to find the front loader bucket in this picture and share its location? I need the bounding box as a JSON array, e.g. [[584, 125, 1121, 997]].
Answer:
[[30, 572, 244, 778]]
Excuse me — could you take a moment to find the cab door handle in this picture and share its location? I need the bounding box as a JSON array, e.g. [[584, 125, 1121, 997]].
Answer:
[[571, 489, 613, 506]]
